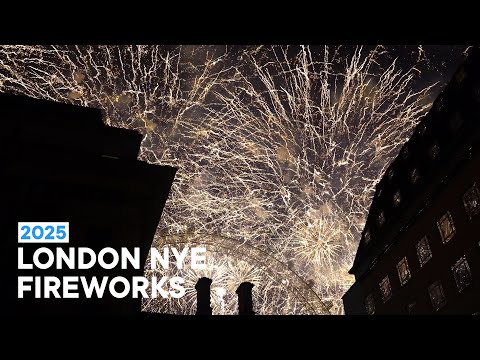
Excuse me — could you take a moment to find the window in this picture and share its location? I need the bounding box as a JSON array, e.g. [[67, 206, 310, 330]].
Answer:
[[416, 236, 432, 267], [393, 191, 401, 207], [418, 123, 427, 136], [463, 183, 480, 219], [455, 67, 466, 84], [451, 256, 472, 293], [437, 211, 456, 243], [364, 293, 375, 315], [450, 112, 463, 131], [429, 143, 440, 159], [378, 211, 385, 227], [379, 276, 392, 303], [428, 281, 447, 311], [397, 257, 411, 286], [410, 168, 420, 184], [474, 81, 480, 101], [364, 230, 371, 245], [435, 95, 444, 112], [387, 168, 394, 181], [407, 302, 416, 315]]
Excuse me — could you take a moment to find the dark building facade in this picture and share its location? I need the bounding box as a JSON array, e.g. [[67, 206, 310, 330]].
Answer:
[[0, 93, 176, 315], [343, 47, 480, 315]]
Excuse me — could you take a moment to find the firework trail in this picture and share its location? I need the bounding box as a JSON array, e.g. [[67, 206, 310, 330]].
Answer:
[[0, 45, 435, 314]]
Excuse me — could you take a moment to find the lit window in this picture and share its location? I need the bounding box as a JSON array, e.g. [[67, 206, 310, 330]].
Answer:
[[450, 112, 463, 131], [416, 236, 432, 267], [410, 168, 420, 184], [429, 143, 440, 159], [387, 169, 394, 181], [397, 257, 411, 286], [393, 191, 401, 207], [437, 211, 456, 243], [407, 302, 416, 315], [451, 256, 472, 293], [455, 67, 466, 84], [378, 211, 385, 227], [364, 293, 375, 315], [463, 183, 480, 219], [428, 281, 447, 311], [379, 276, 392, 303], [418, 123, 427, 136], [364, 230, 371, 245], [474, 82, 480, 101], [435, 95, 444, 112]]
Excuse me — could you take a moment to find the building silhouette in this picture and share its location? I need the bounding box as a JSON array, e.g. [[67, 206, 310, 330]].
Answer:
[[195, 277, 213, 315], [236, 282, 255, 315], [194, 278, 256, 315], [0, 92, 176, 316], [343, 47, 480, 315]]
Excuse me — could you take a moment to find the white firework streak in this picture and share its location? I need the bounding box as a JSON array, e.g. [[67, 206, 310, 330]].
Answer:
[[0, 45, 436, 314]]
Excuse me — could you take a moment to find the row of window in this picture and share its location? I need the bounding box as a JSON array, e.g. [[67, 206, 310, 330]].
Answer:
[[371, 167, 423, 235], [381, 143, 440, 217], [363, 182, 480, 314], [365, 182, 480, 244], [365, 255, 473, 314], [424, 255, 471, 312], [386, 96, 464, 183], [365, 143, 478, 235]]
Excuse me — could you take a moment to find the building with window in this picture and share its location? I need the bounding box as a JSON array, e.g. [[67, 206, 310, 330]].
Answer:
[[342, 47, 480, 315]]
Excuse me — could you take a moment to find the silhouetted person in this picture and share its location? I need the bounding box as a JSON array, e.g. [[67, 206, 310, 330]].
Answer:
[[236, 282, 255, 315], [195, 277, 212, 315]]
